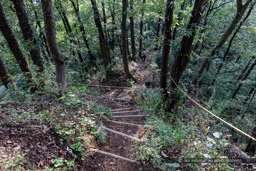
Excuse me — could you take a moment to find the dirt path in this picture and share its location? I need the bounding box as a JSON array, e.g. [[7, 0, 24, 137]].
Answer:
[[83, 55, 160, 170], [83, 102, 159, 171]]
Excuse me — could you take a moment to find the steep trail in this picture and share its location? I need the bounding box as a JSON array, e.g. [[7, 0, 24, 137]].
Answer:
[[83, 54, 160, 170]]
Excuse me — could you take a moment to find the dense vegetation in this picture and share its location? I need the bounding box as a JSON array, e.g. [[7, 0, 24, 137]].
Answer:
[[0, 0, 256, 170]]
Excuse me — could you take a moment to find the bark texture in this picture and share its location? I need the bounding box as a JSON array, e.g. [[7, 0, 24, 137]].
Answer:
[[90, 0, 110, 67], [42, 0, 66, 95], [12, 0, 44, 72], [160, 0, 175, 92], [0, 57, 11, 88], [0, 2, 36, 88], [129, 0, 136, 60], [170, 0, 207, 89], [121, 0, 132, 78]]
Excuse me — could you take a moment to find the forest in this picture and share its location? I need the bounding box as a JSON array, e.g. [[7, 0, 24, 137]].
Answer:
[[0, 0, 256, 170]]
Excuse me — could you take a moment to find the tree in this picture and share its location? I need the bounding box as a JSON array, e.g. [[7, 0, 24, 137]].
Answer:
[[191, 0, 253, 90], [211, 2, 255, 85], [69, 0, 95, 64], [42, 0, 66, 95], [160, 0, 175, 93], [29, 0, 50, 61], [121, 0, 132, 78], [90, 0, 110, 68], [129, 0, 136, 60], [0, 2, 37, 89], [0, 57, 11, 88], [11, 0, 44, 73], [232, 58, 256, 99], [170, 0, 208, 90], [139, 0, 146, 57]]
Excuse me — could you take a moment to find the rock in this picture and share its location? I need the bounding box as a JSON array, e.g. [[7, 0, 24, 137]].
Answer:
[[0, 86, 6, 96], [2, 155, 7, 158], [6, 140, 12, 144], [160, 150, 169, 158], [13, 146, 21, 151]]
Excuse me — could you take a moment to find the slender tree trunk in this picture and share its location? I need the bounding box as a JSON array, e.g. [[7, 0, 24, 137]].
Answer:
[[245, 126, 256, 155], [0, 57, 11, 88], [0, 2, 37, 89], [11, 0, 44, 72], [191, 0, 253, 89], [42, 0, 66, 95], [170, 0, 207, 90], [56, 0, 76, 56], [110, 0, 116, 51], [69, 0, 95, 64], [172, 0, 186, 40], [90, 0, 110, 68], [121, 0, 132, 78], [130, 0, 136, 60], [29, 0, 50, 61], [159, 0, 175, 92], [154, 17, 161, 50], [139, 0, 146, 57], [232, 59, 256, 99], [211, 2, 255, 85]]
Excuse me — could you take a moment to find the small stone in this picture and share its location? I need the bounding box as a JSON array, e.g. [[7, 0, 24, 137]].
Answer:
[[2, 155, 7, 158], [6, 140, 12, 144], [13, 146, 21, 151]]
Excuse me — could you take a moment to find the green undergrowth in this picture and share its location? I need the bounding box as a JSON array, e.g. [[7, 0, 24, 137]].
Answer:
[[135, 89, 235, 170], [0, 86, 110, 170]]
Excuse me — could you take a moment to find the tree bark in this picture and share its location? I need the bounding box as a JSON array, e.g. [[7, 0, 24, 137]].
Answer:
[[170, 0, 207, 90], [11, 0, 44, 72], [232, 58, 256, 99], [90, 0, 110, 68], [121, 0, 132, 78], [211, 2, 255, 85], [159, 0, 175, 92], [129, 0, 136, 60], [191, 0, 253, 89], [154, 17, 162, 50], [110, 0, 116, 51], [0, 57, 11, 88], [0, 2, 37, 89], [69, 0, 95, 64], [42, 0, 66, 95], [172, 0, 186, 40], [29, 0, 50, 61], [139, 0, 146, 57]]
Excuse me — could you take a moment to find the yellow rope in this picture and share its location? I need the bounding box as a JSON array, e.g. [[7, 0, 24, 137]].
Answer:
[[67, 82, 149, 89], [169, 75, 256, 141], [67, 76, 256, 141]]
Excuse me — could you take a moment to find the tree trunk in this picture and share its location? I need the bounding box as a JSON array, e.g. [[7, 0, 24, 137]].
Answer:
[[154, 17, 161, 50], [170, 0, 207, 90], [0, 57, 11, 88], [191, 0, 253, 89], [0, 2, 37, 89], [172, 0, 186, 40], [69, 0, 95, 64], [232, 59, 256, 99], [130, 0, 136, 60], [159, 0, 175, 92], [245, 126, 256, 156], [42, 0, 66, 95], [90, 0, 110, 68], [211, 2, 255, 85], [139, 0, 146, 57], [11, 0, 44, 72], [29, 0, 50, 61], [121, 0, 132, 78], [110, 0, 116, 51]]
